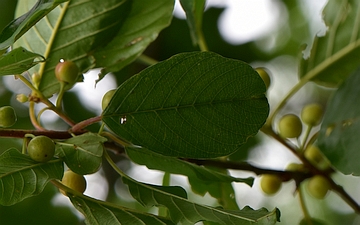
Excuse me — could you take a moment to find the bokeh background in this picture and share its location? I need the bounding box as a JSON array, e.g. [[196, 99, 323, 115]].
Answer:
[[1, 0, 360, 224]]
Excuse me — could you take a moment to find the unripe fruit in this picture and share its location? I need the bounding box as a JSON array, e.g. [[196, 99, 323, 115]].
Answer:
[[27, 136, 55, 163], [278, 114, 302, 138], [307, 175, 330, 199], [102, 89, 116, 110], [55, 60, 79, 85], [301, 103, 323, 126], [255, 67, 271, 89], [286, 162, 305, 172], [16, 94, 28, 103], [260, 174, 282, 195], [0, 106, 17, 128], [60, 170, 87, 196], [304, 145, 329, 170]]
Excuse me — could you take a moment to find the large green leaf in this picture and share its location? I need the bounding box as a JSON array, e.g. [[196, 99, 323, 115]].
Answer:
[[102, 51, 269, 158], [56, 133, 106, 175], [0, 0, 67, 51], [299, 0, 360, 87], [123, 176, 280, 225], [0, 148, 64, 206], [317, 68, 360, 175], [126, 146, 253, 186], [69, 194, 175, 225], [0, 47, 44, 76], [14, 0, 174, 98]]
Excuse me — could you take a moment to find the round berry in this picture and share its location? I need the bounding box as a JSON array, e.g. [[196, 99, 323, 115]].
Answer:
[[102, 89, 116, 110], [307, 175, 331, 199], [55, 60, 79, 85], [255, 67, 271, 89], [301, 103, 323, 126], [27, 136, 55, 163], [60, 170, 87, 196], [260, 174, 282, 195], [286, 162, 305, 172], [304, 145, 329, 170], [0, 106, 17, 128], [278, 114, 303, 138]]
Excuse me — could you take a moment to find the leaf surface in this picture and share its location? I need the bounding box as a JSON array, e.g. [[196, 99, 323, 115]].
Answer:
[[123, 176, 280, 225], [69, 194, 175, 225], [0, 148, 63, 206], [317, 68, 360, 175], [0, 0, 67, 50], [126, 146, 253, 186], [0, 47, 44, 76], [299, 0, 360, 87], [14, 0, 174, 97], [56, 133, 106, 175], [103, 51, 269, 158]]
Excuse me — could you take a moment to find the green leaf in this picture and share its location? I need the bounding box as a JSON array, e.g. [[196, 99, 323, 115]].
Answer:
[[103, 51, 269, 158], [69, 194, 175, 225], [179, 0, 206, 46], [14, 0, 132, 97], [299, 217, 326, 225], [317, 68, 360, 175], [0, 0, 67, 51], [299, 0, 360, 87], [14, 0, 174, 97], [0, 148, 64, 206], [126, 146, 253, 186], [94, 0, 175, 82], [123, 176, 280, 225], [0, 47, 44, 76], [56, 133, 106, 175]]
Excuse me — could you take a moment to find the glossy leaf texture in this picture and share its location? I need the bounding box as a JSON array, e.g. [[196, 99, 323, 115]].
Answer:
[[123, 176, 280, 225], [0, 148, 64, 206], [69, 195, 175, 225], [0, 47, 44, 76], [0, 0, 67, 51], [14, 0, 174, 98], [103, 51, 269, 158], [126, 146, 254, 186], [56, 133, 106, 175], [180, 0, 206, 46], [317, 68, 360, 175], [299, 0, 360, 87]]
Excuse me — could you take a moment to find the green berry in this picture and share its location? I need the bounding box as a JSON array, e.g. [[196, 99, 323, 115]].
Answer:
[[102, 89, 116, 110], [301, 103, 323, 126], [278, 114, 303, 138], [16, 94, 28, 103], [55, 60, 79, 85], [27, 136, 55, 163], [255, 67, 271, 89], [304, 145, 329, 170], [307, 175, 330, 199], [286, 162, 305, 172], [0, 106, 17, 128], [60, 170, 87, 196], [260, 174, 282, 195]]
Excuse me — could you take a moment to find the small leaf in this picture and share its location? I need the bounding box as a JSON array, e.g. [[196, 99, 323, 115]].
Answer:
[[0, 0, 67, 50], [126, 146, 253, 186], [0, 148, 64, 206], [317, 68, 360, 175], [0, 47, 44, 76], [180, 0, 206, 46], [299, 0, 360, 87], [69, 194, 175, 225], [103, 51, 269, 158], [56, 133, 106, 175], [123, 176, 280, 225]]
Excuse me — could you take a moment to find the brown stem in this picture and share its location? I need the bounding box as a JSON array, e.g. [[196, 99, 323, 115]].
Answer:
[[69, 116, 102, 133], [0, 128, 85, 139]]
